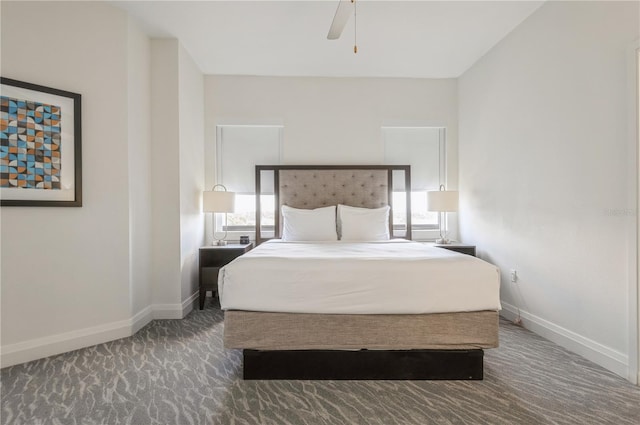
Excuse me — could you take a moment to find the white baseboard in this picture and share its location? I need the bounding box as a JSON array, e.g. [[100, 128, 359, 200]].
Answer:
[[131, 306, 153, 334], [500, 301, 629, 379], [181, 291, 199, 317], [152, 292, 198, 319], [1, 316, 133, 368], [1, 292, 200, 369], [151, 303, 185, 320]]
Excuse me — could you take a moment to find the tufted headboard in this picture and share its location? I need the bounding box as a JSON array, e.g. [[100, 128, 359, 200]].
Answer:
[[255, 165, 411, 243]]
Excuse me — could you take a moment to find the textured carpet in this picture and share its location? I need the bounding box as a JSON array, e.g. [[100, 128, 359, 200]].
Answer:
[[1, 303, 639, 425]]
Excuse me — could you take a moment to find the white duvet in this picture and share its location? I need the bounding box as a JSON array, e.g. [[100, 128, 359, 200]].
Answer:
[[219, 239, 501, 314]]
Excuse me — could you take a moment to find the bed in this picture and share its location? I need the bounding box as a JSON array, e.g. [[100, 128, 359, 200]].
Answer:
[[220, 165, 500, 380]]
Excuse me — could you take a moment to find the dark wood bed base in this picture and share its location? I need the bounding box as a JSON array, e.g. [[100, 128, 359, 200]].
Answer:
[[255, 165, 412, 244], [243, 349, 484, 380]]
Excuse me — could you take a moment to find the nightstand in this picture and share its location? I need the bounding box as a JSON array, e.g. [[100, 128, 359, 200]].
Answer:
[[199, 243, 254, 309], [433, 243, 476, 257]]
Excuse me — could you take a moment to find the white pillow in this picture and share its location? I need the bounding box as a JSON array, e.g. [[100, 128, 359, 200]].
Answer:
[[338, 204, 390, 241], [281, 205, 338, 241]]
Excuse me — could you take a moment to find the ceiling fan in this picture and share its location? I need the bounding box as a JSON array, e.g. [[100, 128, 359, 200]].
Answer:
[[327, 0, 358, 53]]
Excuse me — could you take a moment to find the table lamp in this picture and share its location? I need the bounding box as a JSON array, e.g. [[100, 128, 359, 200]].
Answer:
[[203, 184, 236, 246], [427, 184, 458, 244]]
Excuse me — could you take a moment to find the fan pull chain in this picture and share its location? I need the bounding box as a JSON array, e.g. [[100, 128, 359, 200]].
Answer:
[[353, 0, 358, 54]]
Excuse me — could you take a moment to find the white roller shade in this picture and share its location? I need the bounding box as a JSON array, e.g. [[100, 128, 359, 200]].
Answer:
[[217, 125, 282, 193], [383, 127, 443, 191]]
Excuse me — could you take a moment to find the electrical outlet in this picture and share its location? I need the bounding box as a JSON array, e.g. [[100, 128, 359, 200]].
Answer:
[[510, 269, 518, 283]]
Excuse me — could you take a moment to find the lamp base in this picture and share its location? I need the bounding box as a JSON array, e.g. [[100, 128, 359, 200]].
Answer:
[[435, 238, 452, 244], [214, 240, 228, 246]]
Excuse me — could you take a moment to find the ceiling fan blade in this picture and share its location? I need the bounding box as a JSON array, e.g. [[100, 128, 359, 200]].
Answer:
[[327, 0, 354, 40]]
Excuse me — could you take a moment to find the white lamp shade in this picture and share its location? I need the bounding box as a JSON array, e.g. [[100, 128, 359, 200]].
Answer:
[[203, 190, 235, 213], [427, 190, 459, 212]]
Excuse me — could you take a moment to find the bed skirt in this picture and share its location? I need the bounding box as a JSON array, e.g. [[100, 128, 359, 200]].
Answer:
[[224, 310, 499, 350]]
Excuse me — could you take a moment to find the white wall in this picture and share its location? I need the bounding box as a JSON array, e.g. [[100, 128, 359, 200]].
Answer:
[[178, 45, 206, 303], [204, 76, 459, 241], [637, 47, 640, 384], [1, 1, 133, 363], [1, 3, 205, 367], [150, 40, 182, 309], [127, 18, 153, 321], [458, 0, 639, 379], [150, 40, 205, 313]]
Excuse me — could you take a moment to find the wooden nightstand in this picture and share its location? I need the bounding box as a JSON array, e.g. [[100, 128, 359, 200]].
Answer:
[[433, 243, 476, 257], [199, 243, 254, 309]]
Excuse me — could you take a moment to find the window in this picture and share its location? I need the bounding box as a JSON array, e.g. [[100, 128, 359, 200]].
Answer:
[[216, 125, 282, 234], [383, 127, 446, 236]]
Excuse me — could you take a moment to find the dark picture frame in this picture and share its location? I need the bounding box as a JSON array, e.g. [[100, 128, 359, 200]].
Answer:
[[1, 77, 82, 207]]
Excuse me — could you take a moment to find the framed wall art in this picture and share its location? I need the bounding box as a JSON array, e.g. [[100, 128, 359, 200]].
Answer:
[[1, 77, 82, 207]]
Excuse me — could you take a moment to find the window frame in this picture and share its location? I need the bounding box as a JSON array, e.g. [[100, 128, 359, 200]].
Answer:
[[214, 125, 283, 237], [382, 126, 447, 240]]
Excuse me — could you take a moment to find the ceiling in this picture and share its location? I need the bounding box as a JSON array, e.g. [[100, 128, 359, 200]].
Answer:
[[113, 0, 544, 78]]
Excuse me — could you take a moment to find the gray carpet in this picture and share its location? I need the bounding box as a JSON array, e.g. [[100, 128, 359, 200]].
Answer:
[[1, 303, 639, 425]]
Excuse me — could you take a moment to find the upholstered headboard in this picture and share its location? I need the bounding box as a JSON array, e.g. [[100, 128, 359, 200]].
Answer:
[[279, 169, 389, 209], [255, 165, 411, 243]]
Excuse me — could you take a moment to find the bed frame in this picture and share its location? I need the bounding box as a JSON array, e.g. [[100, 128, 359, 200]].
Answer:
[[224, 165, 498, 380]]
